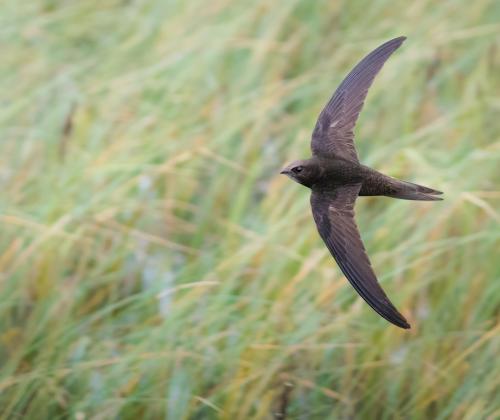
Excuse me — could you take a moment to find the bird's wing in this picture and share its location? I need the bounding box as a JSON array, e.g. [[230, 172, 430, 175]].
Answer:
[[310, 184, 410, 329], [311, 36, 406, 162]]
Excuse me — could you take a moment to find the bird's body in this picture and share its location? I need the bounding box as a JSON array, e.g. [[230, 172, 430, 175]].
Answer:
[[287, 155, 441, 199], [280, 36, 442, 329]]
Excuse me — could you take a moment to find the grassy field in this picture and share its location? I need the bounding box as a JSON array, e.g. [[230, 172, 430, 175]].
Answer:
[[0, 0, 499, 418]]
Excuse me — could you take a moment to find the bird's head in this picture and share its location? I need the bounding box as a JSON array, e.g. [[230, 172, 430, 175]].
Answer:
[[280, 159, 320, 188]]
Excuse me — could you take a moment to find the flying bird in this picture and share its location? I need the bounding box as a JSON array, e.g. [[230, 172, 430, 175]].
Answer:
[[280, 36, 442, 329]]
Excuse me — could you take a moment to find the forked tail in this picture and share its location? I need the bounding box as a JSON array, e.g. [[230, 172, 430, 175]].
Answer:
[[387, 180, 443, 201]]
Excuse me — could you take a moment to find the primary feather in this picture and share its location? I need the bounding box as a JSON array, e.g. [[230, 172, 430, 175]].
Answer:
[[311, 37, 406, 162]]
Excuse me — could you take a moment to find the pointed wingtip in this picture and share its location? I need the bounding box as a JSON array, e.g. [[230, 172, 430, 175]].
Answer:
[[386, 309, 411, 329], [400, 320, 411, 330], [374, 36, 407, 52], [390, 36, 407, 48]]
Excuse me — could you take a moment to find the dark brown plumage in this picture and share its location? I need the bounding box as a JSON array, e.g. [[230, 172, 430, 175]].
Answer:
[[280, 36, 443, 329]]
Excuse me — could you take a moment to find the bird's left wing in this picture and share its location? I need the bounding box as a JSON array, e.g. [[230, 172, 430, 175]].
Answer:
[[310, 184, 410, 329], [311, 36, 406, 162]]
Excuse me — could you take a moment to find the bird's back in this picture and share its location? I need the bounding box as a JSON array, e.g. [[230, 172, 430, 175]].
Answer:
[[313, 157, 365, 190]]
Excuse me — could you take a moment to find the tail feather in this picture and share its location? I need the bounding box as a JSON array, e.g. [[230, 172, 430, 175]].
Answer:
[[387, 191, 443, 201], [401, 180, 443, 195], [388, 180, 444, 201]]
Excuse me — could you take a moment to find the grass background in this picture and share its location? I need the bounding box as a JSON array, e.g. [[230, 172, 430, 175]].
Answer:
[[0, 0, 499, 418]]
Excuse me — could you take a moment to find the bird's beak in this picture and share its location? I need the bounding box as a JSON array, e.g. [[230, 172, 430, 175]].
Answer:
[[280, 167, 290, 175]]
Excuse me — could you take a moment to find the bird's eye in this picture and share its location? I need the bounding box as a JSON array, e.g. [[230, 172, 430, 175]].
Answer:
[[292, 166, 303, 173]]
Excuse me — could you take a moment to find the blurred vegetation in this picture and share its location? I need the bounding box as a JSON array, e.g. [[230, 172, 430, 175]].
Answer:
[[0, 0, 499, 418]]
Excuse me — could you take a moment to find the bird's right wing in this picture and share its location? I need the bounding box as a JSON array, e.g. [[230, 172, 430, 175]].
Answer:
[[310, 184, 410, 329], [311, 36, 406, 162]]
